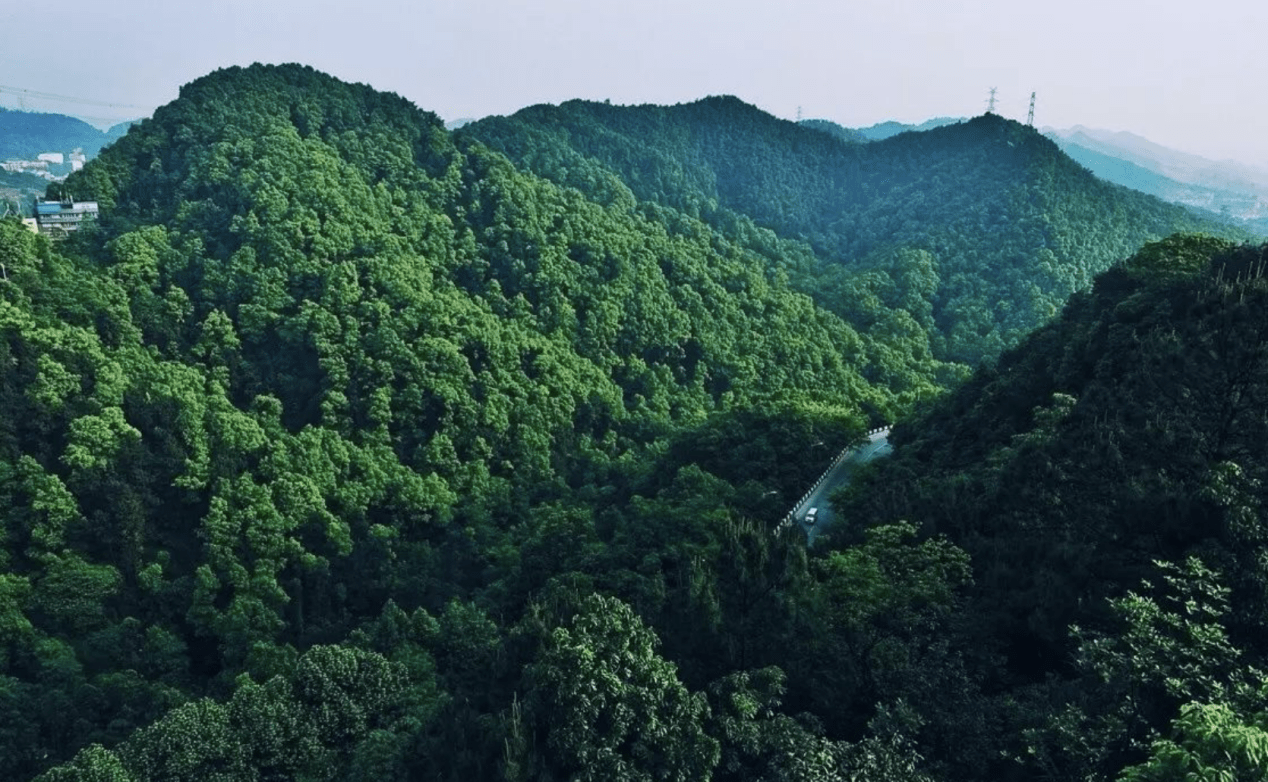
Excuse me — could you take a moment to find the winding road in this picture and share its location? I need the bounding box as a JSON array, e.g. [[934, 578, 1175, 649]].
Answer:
[[789, 428, 892, 545]]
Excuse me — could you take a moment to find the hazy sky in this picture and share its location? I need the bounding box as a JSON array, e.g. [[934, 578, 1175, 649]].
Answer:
[[2, 0, 1264, 166]]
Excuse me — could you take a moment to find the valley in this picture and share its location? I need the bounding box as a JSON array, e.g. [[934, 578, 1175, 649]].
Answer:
[[2, 63, 1265, 782]]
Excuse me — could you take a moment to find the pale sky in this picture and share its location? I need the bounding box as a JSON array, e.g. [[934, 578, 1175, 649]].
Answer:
[[2, 0, 1264, 167]]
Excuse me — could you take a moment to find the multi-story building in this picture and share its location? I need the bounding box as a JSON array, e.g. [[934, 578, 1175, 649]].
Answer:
[[34, 200, 99, 236]]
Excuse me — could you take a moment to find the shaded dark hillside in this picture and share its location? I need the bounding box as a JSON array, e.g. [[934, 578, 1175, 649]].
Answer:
[[838, 233, 1268, 780], [798, 118, 869, 144], [463, 100, 1244, 364]]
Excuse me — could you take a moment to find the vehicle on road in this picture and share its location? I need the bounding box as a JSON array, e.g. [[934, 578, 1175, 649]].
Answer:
[[805, 507, 818, 525]]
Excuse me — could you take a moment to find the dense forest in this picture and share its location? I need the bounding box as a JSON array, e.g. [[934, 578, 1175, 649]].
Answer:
[[833, 233, 1268, 779], [461, 99, 1246, 364], [3, 63, 1265, 781]]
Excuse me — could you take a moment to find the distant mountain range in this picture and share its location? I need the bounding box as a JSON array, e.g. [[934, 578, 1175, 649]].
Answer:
[[0, 107, 136, 160], [0, 108, 140, 210], [853, 117, 965, 140], [1043, 125, 1268, 229], [798, 116, 965, 144]]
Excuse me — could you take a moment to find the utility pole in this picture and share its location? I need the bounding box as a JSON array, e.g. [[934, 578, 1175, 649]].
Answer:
[[986, 87, 998, 114], [1026, 92, 1036, 126]]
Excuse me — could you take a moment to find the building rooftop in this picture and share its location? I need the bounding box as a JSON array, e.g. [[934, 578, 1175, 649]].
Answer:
[[34, 200, 100, 236]]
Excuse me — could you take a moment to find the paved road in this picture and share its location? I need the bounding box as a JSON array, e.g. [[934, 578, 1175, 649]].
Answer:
[[793, 429, 892, 545]]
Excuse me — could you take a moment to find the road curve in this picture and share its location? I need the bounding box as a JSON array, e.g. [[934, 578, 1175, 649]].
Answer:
[[792, 429, 892, 545]]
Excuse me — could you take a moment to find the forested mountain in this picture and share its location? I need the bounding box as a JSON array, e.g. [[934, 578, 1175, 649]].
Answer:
[[837, 233, 1268, 779], [461, 98, 1245, 364], [853, 117, 964, 140], [0, 107, 134, 160], [1046, 126, 1268, 230], [797, 118, 869, 144], [2, 63, 938, 781], [8, 62, 1264, 782]]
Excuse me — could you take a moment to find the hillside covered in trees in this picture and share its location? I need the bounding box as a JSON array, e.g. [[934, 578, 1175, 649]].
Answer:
[[836, 233, 1268, 779], [0, 107, 134, 160], [461, 98, 1247, 364], [1, 63, 919, 781], [4, 63, 1264, 781]]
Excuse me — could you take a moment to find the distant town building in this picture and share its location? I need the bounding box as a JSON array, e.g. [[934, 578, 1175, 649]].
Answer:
[[1, 160, 49, 173], [37, 152, 64, 165], [34, 200, 99, 236], [69, 149, 87, 171], [21, 217, 39, 233]]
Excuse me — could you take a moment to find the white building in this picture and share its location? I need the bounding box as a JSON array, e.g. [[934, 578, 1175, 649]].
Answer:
[[37, 152, 64, 165], [1, 160, 49, 173]]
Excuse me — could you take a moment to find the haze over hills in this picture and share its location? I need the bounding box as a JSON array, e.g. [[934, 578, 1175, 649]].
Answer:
[[7, 63, 1268, 782], [0, 107, 136, 160], [1047, 125, 1268, 191], [851, 116, 965, 140], [1046, 125, 1268, 228], [0, 108, 141, 211]]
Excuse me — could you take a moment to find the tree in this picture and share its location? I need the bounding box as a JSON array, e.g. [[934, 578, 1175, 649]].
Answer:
[[1119, 700, 1268, 782], [524, 593, 719, 781], [1035, 559, 1259, 781]]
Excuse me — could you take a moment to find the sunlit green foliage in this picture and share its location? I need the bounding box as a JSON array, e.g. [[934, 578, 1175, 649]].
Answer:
[[12, 62, 1264, 782]]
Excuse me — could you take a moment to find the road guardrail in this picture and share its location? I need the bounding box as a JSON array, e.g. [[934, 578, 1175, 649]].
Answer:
[[772, 426, 890, 538]]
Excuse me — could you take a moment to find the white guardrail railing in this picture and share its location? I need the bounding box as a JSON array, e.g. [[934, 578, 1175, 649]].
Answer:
[[772, 426, 890, 538]]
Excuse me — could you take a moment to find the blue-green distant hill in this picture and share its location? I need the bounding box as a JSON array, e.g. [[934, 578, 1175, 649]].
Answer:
[[854, 116, 964, 140], [1046, 126, 1268, 233], [0, 107, 135, 160]]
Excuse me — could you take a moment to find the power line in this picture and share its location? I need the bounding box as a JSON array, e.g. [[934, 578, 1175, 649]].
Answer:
[[0, 83, 153, 112]]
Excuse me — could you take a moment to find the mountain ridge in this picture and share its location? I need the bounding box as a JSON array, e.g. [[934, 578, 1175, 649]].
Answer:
[[0, 106, 134, 160], [1045, 125, 1268, 226], [461, 97, 1245, 363]]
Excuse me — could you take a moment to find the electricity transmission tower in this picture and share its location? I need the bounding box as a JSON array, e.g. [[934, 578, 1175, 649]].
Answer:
[[1026, 92, 1036, 126], [986, 87, 998, 114]]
